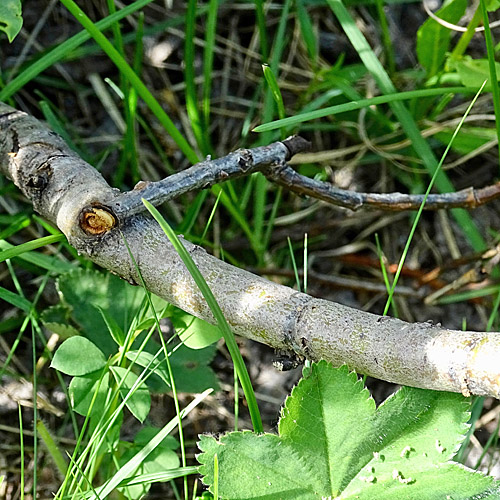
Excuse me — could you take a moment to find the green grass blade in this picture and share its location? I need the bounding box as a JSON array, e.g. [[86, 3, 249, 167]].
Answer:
[[262, 64, 286, 123], [203, 0, 219, 129], [59, 0, 199, 164], [0, 0, 155, 101], [185, 0, 211, 156], [375, 0, 395, 75], [479, 0, 500, 168], [36, 419, 68, 476], [254, 0, 269, 61], [88, 390, 212, 500], [0, 286, 31, 312], [295, 0, 318, 64], [0, 234, 65, 264], [117, 467, 199, 487], [383, 83, 485, 314], [253, 86, 476, 132], [0, 213, 30, 240], [143, 199, 263, 433], [287, 236, 301, 292]]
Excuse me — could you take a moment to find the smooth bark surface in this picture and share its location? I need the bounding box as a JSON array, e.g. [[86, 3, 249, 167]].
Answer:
[[1, 102, 500, 398]]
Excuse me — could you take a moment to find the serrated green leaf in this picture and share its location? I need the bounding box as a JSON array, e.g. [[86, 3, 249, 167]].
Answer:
[[0, 0, 22, 42], [416, 0, 467, 77], [279, 363, 375, 494], [173, 309, 222, 349], [51, 337, 106, 376], [40, 304, 79, 339], [198, 362, 500, 499], [110, 366, 151, 423], [69, 372, 110, 416], [57, 269, 145, 355], [198, 432, 319, 498]]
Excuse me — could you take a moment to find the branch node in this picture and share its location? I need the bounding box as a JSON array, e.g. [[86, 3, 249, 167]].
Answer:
[[237, 149, 254, 172], [282, 136, 312, 159], [133, 180, 151, 191], [79, 205, 117, 236], [26, 162, 52, 191]]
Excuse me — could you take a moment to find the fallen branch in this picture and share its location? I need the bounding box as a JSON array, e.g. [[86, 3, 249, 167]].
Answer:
[[1, 102, 500, 398]]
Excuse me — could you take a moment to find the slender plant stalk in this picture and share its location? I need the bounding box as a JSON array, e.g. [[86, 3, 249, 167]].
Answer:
[[479, 0, 500, 170], [143, 199, 264, 433], [384, 83, 486, 314]]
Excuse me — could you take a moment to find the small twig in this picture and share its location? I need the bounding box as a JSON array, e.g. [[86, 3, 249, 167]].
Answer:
[[111, 136, 311, 222], [107, 134, 500, 221], [265, 163, 500, 211]]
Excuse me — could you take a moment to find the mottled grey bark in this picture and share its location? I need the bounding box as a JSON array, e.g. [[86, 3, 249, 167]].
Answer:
[[1, 102, 499, 398]]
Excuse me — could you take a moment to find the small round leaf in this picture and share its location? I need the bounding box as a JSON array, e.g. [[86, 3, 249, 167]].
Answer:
[[51, 337, 106, 376]]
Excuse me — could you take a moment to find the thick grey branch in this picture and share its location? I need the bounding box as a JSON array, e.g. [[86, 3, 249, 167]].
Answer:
[[1, 102, 500, 399]]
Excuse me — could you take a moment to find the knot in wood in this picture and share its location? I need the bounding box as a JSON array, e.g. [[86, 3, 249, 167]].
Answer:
[[238, 149, 253, 172], [79, 205, 116, 236]]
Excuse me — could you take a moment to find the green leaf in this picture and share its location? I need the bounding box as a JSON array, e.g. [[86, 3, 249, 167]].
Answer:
[[0, 0, 22, 42], [452, 57, 500, 89], [486, 0, 500, 11], [170, 343, 220, 393], [198, 362, 500, 499], [134, 426, 179, 450], [173, 308, 222, 349], [69, 372, 110, 416], [126, 343, 220, 393], [56, 269, 145, 355], [435, 126, 497, 155], [117, 428, 180, 498], [51, 337, 106, 376], [97, 305, 125, 347], [416, 0, 467, 78], [110, 366, 151, 423], [40, 305, 80, 339]]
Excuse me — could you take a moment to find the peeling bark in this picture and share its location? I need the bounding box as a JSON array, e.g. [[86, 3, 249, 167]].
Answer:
[[1, 102, 500, 398]]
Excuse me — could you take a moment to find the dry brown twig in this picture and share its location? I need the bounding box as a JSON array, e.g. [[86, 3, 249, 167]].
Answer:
[[1, 101, 500, 398]]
